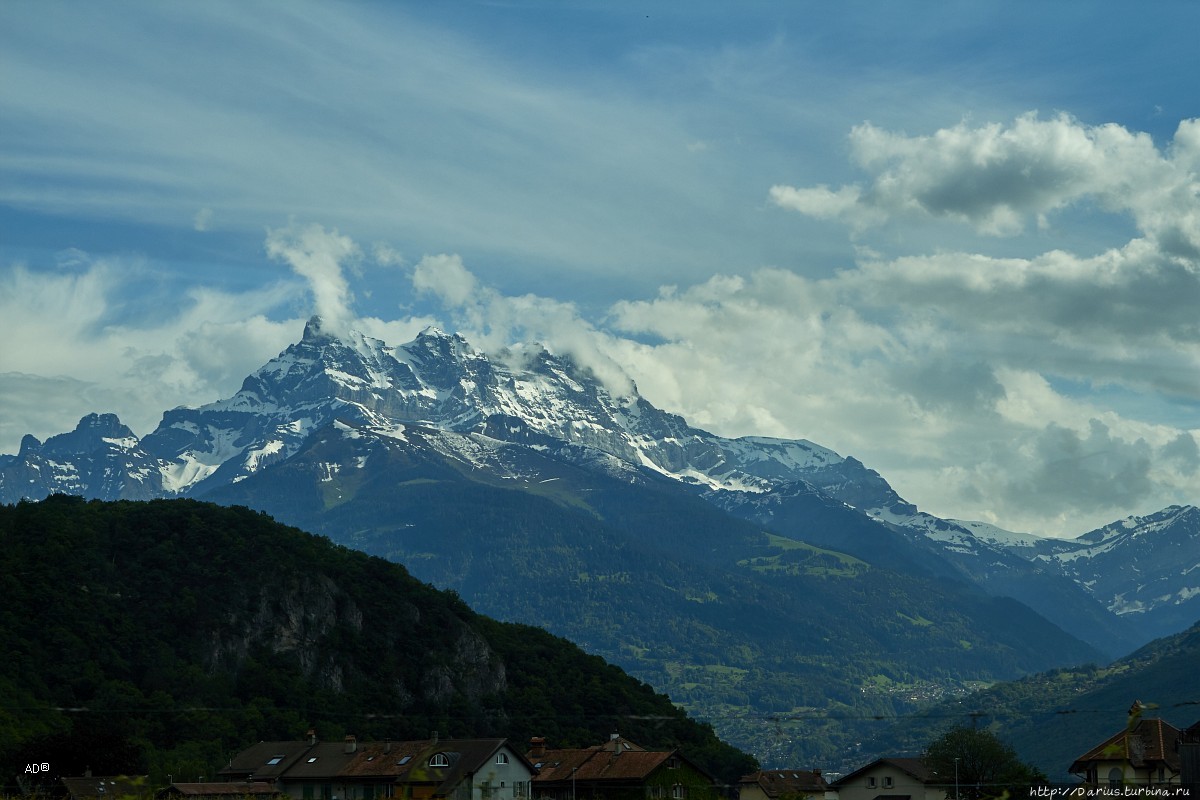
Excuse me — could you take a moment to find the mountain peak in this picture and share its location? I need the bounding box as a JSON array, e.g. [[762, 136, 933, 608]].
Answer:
[[302, 315, 336, 342], [416, 324, 452, 339], [74, 412, 135, 439]]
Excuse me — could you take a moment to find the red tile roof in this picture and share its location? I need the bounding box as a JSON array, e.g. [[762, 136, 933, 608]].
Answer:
[[1070, 718, 1182, 774], [528, 737, 713, 786], [739, 769, 828, 796]]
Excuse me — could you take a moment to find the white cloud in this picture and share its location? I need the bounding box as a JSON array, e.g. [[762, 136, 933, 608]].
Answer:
[[194, 207, 213, 232], [0, 253, 304, 450], [265, 222, 359, 335], [772, 113, 1200, 252], [413, 254, 478, 310]]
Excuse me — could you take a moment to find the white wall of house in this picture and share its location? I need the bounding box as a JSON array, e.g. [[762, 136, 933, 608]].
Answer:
[[473, 745, 536, 800]]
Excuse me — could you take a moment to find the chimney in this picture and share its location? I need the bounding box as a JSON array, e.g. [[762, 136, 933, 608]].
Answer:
[[308, 729, 318, 745], [432, 730, 439, 746], [530, 737, 546, 759], [345, 735, 358, 754], [385, 739, 392, 754]]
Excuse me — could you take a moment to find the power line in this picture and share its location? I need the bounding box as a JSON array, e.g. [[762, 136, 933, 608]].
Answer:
[[2, 700, 1197, 721]]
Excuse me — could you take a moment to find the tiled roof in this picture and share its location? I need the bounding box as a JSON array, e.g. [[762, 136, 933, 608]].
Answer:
[[219, 741, 317, 781], [396, 739, 512, 797], [829, 758, 936, 787], [529, 738, 714, 786], [275, 741, 363, 779], [339, 740, 431, 778], [163, 783, 280, 796], [223, 736, 525, 798], [739, 769, 828, 796], [1070, 718, 1182, 774]]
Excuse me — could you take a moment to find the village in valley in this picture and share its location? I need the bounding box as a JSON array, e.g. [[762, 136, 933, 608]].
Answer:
[[53, 706, 1200, 800]]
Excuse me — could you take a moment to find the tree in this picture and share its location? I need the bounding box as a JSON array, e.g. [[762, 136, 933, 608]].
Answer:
[[923, 726, 1046, 800]]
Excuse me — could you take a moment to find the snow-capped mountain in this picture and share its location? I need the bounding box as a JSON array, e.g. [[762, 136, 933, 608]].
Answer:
[[1, 317, 1194, 653], [946, 508, 1200, 641], [67, 315, 849, 499], [2, 412, 165, 500]]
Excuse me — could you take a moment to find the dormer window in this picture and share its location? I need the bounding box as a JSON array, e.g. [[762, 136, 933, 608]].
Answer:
[[430, 753, 450, 768]]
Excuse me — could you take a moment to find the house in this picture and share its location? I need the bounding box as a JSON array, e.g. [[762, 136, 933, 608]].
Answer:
[[737, 769, 828, 800], [1068, 705, 1182, 787], [526, 734, 720, 800], [62, 775, 154, 800], [827, 758, 943, 800], [219, 733, 536, 800]]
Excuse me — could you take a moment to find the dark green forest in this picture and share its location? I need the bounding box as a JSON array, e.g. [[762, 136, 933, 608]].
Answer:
[[0, 496, 755, 791]]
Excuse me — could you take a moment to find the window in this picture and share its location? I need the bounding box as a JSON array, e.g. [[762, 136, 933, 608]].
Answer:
[[1108, 768, 1123, 788], [267, 756, 285, 766], [667, 757, 679, 770], [430, 753, 450, 768], [671, 785, 686, 799], [512, 782, 526, 798], [883, 778, 893, 789], [308, 757, 319, 763], [398, 756, 411, 766], [867, 778, 876, 789], [497, 753, 509, 765], [303, 786, 313, 800]]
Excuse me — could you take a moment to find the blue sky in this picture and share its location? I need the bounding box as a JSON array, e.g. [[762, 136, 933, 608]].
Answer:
[[3, 1, 1199, 536]]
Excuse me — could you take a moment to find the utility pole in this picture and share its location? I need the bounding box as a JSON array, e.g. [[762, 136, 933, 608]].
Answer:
[[955, 757, 960, 800]]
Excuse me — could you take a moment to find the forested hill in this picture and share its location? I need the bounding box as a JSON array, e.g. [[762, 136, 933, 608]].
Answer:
[[0, 496, 755, 790], [861, 618, 1200, 779]]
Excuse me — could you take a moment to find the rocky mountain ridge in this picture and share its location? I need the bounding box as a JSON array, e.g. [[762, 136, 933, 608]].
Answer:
[[2, 317, 1195, 650], [962, 506, 1200, 642]]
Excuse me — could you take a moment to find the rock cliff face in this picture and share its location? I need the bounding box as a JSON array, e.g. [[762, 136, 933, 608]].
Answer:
[[203, 560, 505, 705]]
